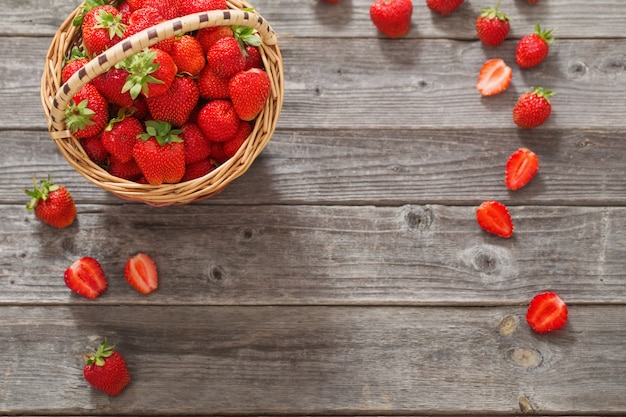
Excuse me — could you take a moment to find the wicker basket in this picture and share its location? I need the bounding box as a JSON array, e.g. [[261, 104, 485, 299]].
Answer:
[[41, 0, 283, 206]]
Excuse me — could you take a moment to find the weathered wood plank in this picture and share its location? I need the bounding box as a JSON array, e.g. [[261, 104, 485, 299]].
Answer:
[[2, 128, 625, 206], [6, 36, 626, 130], [1, 305, 625, 415], [3, 0, 626, 39], [2, 204, 624, 305]]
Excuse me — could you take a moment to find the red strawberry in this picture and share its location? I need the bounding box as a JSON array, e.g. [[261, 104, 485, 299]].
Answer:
[[206, 36, 246, 79], [124, 253, 158, 294], [24, 176, 77, 229], [426, 0, 463, 16], [516, 24, 554, 69], [181, 123, 212, 164], [198, 66, 231, 100], [126, 0, 179, 20], [196, 26, 234, 54], [133, 120, 185, 184], [92, 67, 135, 108], [505, 148, 539, 190], [476, 200, 513, 238], [223, 121, 252, 159], [526, 292, 568, 333], [80, 135, 110, 165], [65, 84, 109, 139], [146, 76, 200, 127], [120, 48, 178, 99], [527, 0, 538, 3], [211, 143, 229, 164], [117, 0, 133, 24], [182, 158, 215, 182], [83, 338, 131, 396], [82, 5, 126, 57], [476, 58, 512, 96], [62, 47, 89, 83], [229, 68, 272, 121], [197, 100, 240, 142], [64, 257, 107, 299], [178, 0, 227, 16], [123, 7, 173, 54], [108, 156, 143, 181], [170, 35, 206, 76], [513, 87, 553, 129], [244, 45, 263, 70], [475, 1, 510, 47], [101, 113, 144, 163], [369, 0, 413, 39]]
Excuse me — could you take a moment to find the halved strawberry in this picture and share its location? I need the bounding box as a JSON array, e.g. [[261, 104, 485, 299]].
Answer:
[[124, 253, 158, 294], [64, 257, 108, 299], [526, 291, 568, 333], [505, 148, 539, 190], [476, 200, 513, 238], [476, 58, 512, 96]]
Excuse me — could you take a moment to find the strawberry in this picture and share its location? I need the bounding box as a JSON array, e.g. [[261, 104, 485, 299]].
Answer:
[[124, 253, 158, 294], [62, 47, 90, 83], [80, 135, 110, 165], [527, 0, 539, 3], [210, 143, 229, 164], [505, 148, 539, 190], [476, 58, 512, 96], [92, 67, 135, 107], [476, 200, 513, 238], [146, 76, 200, 127], [182, 158, 215, 182], [244, 45, 263, 70], [65, 84, 109, 139], [513, 87, 553, 129], [126, 0, 179, 20], [206, 36, 246, 79], [369, 0, 413, 39], [24, 176, 77, 229], [83, 338, 131, 396], [198, 66, 230, 100], [516, 24, 554, 69], [223, 121, 252, 159], [123, 7, 173, 54], [64, 257, 107, 299], [170, 34, 206, 76], [196, 26, 234, 54], [108, 155, 143, 181], [181, 123, 212, 164], [81, 5, 126, 57], [119, 48, 178, 99], [101, 112, 144, 163], [197, 100, 240, 142], [117, 0, 133, 24], [526, 292, 568, 333], [178, 0, 227, 16], [475, 0, 510, 47], [133, 120, 185, 184], [426, 0, 463, 16], [229, 68, 272, 121]]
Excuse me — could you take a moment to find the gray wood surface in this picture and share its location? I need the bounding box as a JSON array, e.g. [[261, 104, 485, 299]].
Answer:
[[1, 0, 625, 415]]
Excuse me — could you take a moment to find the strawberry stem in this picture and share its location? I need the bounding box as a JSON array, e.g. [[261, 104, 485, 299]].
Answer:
[[138, 120, 183, 145]]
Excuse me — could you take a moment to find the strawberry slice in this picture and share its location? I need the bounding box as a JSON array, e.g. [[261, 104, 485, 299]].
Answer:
[[64, 257, 108, 299], [526, 291, 568, 333], [505, 148, 539, 190], [476, 200, 514, 238], [476, 58, 512, 96], [124, 253, 158, 294]]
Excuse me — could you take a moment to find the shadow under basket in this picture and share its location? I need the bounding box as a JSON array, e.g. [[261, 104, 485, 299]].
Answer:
[[41, 0, 283, 206]]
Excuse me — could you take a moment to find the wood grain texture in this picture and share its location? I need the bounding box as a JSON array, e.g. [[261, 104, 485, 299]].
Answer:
[[2, 203, 624, 305], [1, 305, 625, 415], [2, 128, 625, 205]]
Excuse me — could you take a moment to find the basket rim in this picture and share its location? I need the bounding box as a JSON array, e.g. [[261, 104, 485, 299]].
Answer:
[[41, 0, 284, 206]]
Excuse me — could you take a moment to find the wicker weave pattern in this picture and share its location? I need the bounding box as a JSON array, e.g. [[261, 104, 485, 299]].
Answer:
[[41, 0, 283, 206]]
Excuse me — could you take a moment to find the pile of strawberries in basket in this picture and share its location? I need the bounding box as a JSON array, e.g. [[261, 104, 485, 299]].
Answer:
[[63, 0, 272, 185]]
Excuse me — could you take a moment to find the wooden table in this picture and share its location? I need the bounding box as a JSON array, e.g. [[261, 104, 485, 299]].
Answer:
[[2, 0, 625, 415]]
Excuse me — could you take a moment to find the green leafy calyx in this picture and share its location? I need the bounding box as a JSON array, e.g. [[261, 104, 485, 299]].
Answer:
[[24, 176, 59, 211], [138, 121, 183, 146], [118, 49, 164, 99], [85, 338, 115, 367], [534, 23, 555, 44], [65, 98, 96, 133]]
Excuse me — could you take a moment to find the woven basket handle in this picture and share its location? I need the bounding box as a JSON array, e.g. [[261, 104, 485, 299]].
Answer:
[[49, 9, 277, 133]]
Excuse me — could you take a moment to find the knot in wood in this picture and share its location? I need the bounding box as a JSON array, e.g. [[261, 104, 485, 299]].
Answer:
[[507, 347, 543, 368], [403, 205, 433, 232]]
